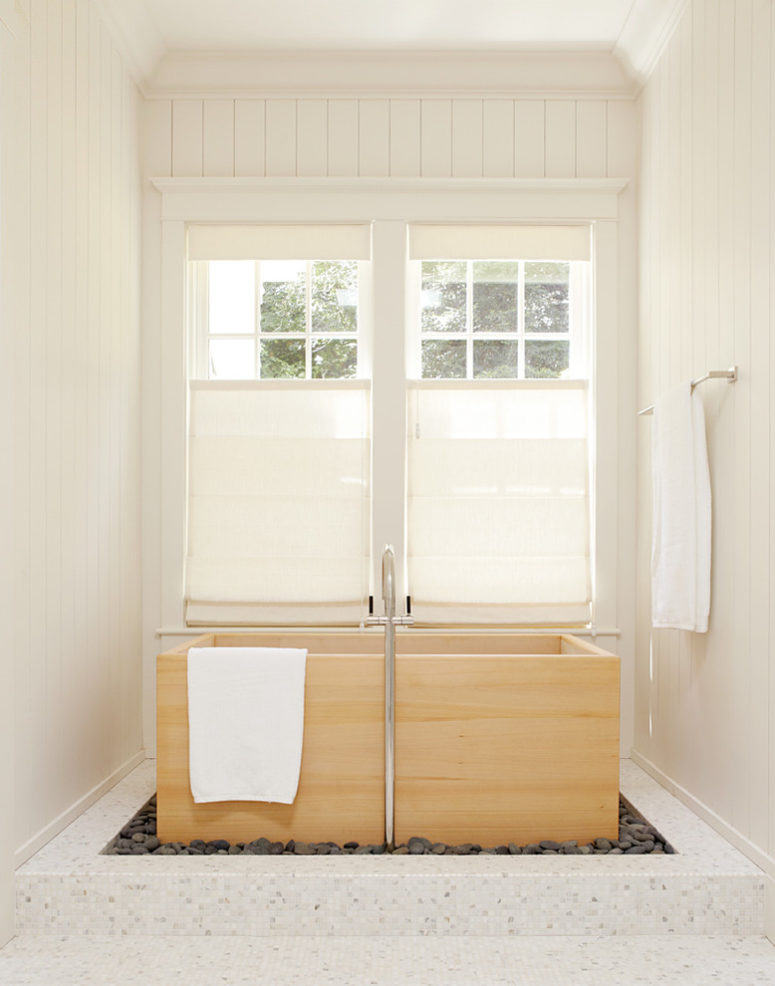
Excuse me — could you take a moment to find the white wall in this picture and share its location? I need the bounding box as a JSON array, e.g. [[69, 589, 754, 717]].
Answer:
[[141, 86, 640, 758], [635, 0, 775, 871], [0, 0, 21, 948], [5, 0, 144, 869]]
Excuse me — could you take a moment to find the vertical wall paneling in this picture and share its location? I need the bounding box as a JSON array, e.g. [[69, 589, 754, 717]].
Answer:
[[545, 100, 576, 177], [327, 98, 358, 177], [769, 0, 775, 860], [234, 99, 265, 177], [61, 0, 77, 798], [358, 99, 389, 177], [142, 100, 171, 179], [46, 0, 64, 808], [0, 6, 25, 947], [482, 99, 515, 178], [265, 98, 296, 177], [514, 100, 545, 177], [576, 100, 607, 178], [296, 99, 327, 177], [8, 0, 143, 863], [421, 100, 452, 177], [606, 99, 638, 178], [202, 99, 234, 177], [747, 0, 771, 851], [171, 99, 203, 177], [451, 99, 483, 177], [389, 99, 421, 177], [637, 0, 775, 863]]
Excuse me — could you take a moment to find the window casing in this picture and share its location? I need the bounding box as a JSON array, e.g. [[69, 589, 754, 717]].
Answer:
[[181, 216, 601, 628]]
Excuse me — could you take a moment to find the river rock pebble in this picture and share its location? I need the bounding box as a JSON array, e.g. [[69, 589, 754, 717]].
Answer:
[[103, 794, 674, 857]]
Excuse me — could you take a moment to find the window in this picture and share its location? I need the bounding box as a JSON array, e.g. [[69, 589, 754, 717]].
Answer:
[[420, 260, 576, 380], [407, 223, 592, 625], [184, 224, 372, 626], [201, 259, 360, 380], [183, 220, 594, 627]]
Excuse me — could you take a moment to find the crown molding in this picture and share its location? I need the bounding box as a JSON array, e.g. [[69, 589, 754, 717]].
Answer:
[[614, 0, 689, 88], [94, 0, 166, 88], [144, 48, 637, 99]]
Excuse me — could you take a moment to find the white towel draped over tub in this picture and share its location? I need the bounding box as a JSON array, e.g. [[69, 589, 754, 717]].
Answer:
[[651, 383, 712, 633], [187, 647, 308, 804]]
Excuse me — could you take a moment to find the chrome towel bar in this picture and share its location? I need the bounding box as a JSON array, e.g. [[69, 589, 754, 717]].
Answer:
[[638, 365, 738, 416]]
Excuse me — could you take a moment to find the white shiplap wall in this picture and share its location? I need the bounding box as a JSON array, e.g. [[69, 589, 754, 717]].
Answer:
[[635, 0, 775, 868], [6, 0, 144, 865], [141, 90, 639, 757], [143, 96, 634, 180]]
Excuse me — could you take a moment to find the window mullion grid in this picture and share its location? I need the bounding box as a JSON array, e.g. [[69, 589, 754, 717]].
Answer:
[[466, 260, 474, 379]]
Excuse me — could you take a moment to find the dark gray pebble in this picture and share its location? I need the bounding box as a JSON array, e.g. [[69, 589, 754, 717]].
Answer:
[[539, 840, 561, 851]]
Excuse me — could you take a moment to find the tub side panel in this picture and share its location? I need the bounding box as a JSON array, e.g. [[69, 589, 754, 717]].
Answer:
[[395, 654, 620, 846], [156, 652, 384, 844]]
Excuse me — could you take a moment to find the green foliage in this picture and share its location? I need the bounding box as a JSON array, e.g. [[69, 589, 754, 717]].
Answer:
[[260, 339, 305, 378], [473, 341, 518, 378], [421, 261, 466, 333], [258, 261, 358, 379], [473, 262, 518, 333], [421, 340, 467, 378], [260, 275, 305, 334], [525, 341, 570, 378], [312, 339, 357, 379], [311, 262, 358, 334], [524, 262, 569, 333]]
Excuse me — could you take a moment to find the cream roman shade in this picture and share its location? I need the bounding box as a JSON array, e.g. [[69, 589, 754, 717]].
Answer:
[[188, 224, 372, 261], [408, 224, 591, 261], [407, 381, 591, 625], [185, 381, 371, 625]]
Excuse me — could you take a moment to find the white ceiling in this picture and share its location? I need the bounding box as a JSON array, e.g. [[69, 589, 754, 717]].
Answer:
[[143, 0, 639, 51]]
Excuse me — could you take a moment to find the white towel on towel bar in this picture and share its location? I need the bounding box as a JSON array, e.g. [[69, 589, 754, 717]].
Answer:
[[651, 383, 712, 633], [187, 647, 307, 804]]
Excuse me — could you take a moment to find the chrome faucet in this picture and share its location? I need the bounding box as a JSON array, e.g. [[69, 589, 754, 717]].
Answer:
[[367, 545, 413, 850]]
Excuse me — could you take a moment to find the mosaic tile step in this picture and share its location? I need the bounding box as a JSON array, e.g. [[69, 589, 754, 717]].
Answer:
[[3, 934, 775, 985], [15, 760, 766, 937]]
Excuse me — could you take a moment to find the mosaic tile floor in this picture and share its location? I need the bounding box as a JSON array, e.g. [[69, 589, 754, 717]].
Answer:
[[2, 934, 775, 985]]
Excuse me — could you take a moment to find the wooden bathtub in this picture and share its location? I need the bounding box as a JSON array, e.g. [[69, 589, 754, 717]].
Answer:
[[157, 631, 620, 846]]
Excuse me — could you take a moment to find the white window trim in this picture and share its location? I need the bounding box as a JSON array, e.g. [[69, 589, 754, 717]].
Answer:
[[152, 176, 627, 633]]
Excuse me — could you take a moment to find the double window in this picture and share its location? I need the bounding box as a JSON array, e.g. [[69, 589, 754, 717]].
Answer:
[[185, 222, 592, 627]]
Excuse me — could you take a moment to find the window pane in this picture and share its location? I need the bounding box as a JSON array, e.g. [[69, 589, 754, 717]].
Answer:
[[208, 261, 255, 334], [209, 338, 255, 379], [260, 338, 305, 378], [311, 261, 358, 333], [260, 260, 306, 333], [421, 339, 467, 378], [421, 261, 466, 333], [524, 262, 570, 333], [525, 340, 570, 378], [473, 340, 518, 379], [311, 339, 357, 379], [472, 261, 518, 333]]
